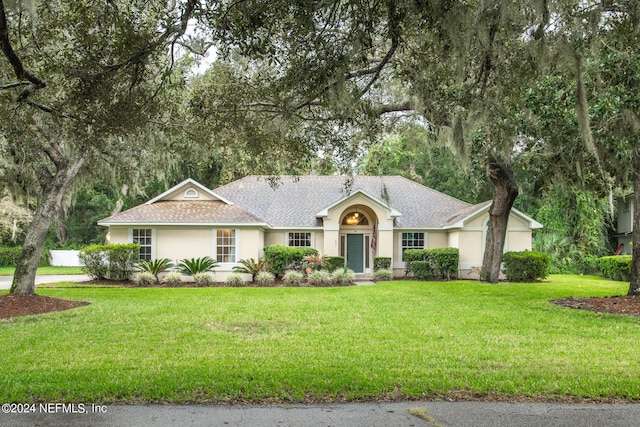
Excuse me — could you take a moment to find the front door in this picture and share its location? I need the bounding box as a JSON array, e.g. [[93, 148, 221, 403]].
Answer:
[[346, 234, 365, 273]]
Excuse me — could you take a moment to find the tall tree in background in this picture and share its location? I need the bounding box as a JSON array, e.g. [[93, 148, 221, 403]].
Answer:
[[588, 1, 640, 294], [528, 1, 640, 291], [0, 0, 198, 294]]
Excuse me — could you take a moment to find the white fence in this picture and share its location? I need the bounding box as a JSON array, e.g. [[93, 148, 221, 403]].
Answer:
[[49, 250, 82, 267]]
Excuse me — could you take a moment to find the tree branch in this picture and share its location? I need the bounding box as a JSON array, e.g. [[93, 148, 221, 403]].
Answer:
[[376, 101, 415, 115], [32, 116, 66, 169], [0, 81, 29, 90], [0, 0, 46, 99], [102, 0, 198, 72]]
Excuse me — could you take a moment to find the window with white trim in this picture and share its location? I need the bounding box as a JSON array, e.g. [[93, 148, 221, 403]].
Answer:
[[288, 232, 312, 247], [401, 232, 425, 254], [132, 228, 153, 260], [216, 229, 236, 263]]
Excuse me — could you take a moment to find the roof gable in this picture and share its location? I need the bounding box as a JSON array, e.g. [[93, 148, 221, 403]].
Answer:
[[316, 189, 402, 219], [98, 179, 266, 226], [444, 201, 543, 229], [146, 178, 233, 205]]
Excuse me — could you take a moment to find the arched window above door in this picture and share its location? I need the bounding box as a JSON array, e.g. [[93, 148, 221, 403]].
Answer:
[[342, 211, 369, 225]]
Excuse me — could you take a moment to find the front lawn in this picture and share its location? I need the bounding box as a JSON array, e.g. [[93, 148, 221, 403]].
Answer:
[[1, 275, 638, 403]]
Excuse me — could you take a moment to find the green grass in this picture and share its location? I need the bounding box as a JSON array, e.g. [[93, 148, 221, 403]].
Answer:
[[0, 266, 85, 276], [1, 275, 639, 403]]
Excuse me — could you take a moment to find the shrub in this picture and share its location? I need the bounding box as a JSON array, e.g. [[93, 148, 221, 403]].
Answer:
[[502, 250, 551, 282], [162, 271, 183, 286], [597, 255, 632, 281], [225, 272, 246, 287], [331, 267, 355, 285], [133, 271, 156, 287], [255, 271, 275, 286], [0, 246, 22, 267], [136, 258, 174, 283], [324, 256, 345, 272], [233, 258, 271, 281], [193, 272, 214, 287], [402, 249, 429, 277], [411, 261, 432, 279], [263, 245, 318, 278], [283, 270, 303, 286], [177, 257, 218, 276], [373, 257, 391, 271], [79, 244, 139, 280], [374, 269, 394, 281], [430, 248, 459, 280], [402, 249, 429, 263], [402, 248, 459, 280], [307, 269, 332, 286]]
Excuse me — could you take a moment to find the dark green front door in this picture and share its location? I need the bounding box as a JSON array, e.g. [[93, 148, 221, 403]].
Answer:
[[346, 234, 365, 273]]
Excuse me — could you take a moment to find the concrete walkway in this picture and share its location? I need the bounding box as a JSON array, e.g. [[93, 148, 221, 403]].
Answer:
[[0, 274, 91, 290], [2, 401, 640, 427]]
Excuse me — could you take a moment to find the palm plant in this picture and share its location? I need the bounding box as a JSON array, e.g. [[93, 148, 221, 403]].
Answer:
[[177, 257, 218, 276], [302, 253, 325, 271], [136, 258, 174, 283], [233, 258, 271, 282]]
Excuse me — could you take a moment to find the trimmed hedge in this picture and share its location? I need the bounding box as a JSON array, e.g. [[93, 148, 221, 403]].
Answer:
[[502, 250, 550, 282], [403, 248, 459, 280], [597, 255, 632, 282], [373, 257, 391, 271], [430, 248, 459, 280], [79, 243, 140, 280], [324, 256, 345, 272], [263, 245, 318, 278], [411, 261, 432, 279]]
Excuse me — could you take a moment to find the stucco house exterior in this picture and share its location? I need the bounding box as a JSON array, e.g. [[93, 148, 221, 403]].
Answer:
[[98, 176, 542, 279]]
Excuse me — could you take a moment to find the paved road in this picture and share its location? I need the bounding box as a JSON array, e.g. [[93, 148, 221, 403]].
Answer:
[[1, 401, 639, 427], [0, 275, 91, 290]]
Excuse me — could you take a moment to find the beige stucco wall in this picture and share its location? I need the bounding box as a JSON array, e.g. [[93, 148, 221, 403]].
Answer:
[[264, 231, 285, 246], [506, 231, 532, 252], [107, 225, 264, 265], [238, 229, 264, 260], [454, 230, 484, 269], [467, 211, 529, 229], [428, 232, 449, 248], [156, 227, 212, 262], [107, 227, 129, 245]]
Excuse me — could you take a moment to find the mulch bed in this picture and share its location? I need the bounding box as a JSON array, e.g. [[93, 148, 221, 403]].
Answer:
[[0, 294, 90, 319], [552, 295, 640, 317]]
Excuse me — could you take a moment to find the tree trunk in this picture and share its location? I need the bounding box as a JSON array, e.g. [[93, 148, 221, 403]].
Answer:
[[10, 152, 86, 295], [628, 148, 640, 295], [55, 205, 69, 243], [480, 158, 519, 283]]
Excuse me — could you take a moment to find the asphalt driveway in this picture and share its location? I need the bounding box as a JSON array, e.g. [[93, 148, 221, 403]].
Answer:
[[0, 274, 91, 290]]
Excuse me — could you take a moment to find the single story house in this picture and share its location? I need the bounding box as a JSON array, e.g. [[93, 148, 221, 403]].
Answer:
[[98, 175, 542, 279]]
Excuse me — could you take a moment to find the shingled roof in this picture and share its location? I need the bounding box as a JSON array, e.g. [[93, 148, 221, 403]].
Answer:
[[98, 201, 267, 225], [213, 175, 474, 228]]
